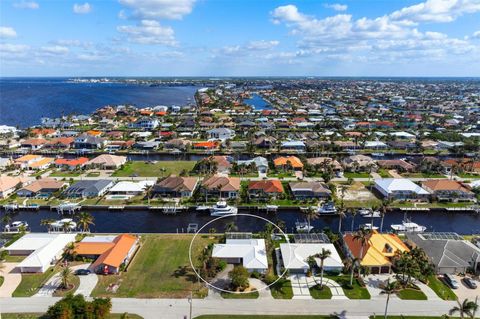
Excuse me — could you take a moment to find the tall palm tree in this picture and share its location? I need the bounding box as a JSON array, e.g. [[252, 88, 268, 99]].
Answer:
[[59, 266, 73, 289], [313, 248, 331, 288], [350, 208, 357, 232], [344, 256, 360, 286], [449, 298, 478, 319], [40, 219, 55, 233], [1, 214, 12, 227], [353, 228, 371, 261], [77, 211, 95, 233], [62, 220, 75, 233], [337, 208, 346, 234], [380, 279, 400, 319], [379, 199, 391, 233], [305, 206, 320, 233]]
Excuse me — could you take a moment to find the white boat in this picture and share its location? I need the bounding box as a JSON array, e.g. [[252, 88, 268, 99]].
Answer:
[[372, 152, 385, 157], [196, 205, 210, 211], [4, 221, 28, 232], [265, 205, 278, 212], [50, 218, 77, 231], [210, 201, 238, 216], [318, 202, 337, 214], [391, 220, 426, 233], [360, 210, 381, 218], [295, 220, 313, 233], [360, 223, 379, 231]]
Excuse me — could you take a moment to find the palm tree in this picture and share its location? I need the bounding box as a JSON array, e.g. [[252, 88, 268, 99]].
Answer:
[[449, 298, 478, 319], [62, 220, 75, 233], [40, 219, 55, 232], [59, 266, 73, 289], [344, 256, 360, 286], [225, 222, 237, 233], [350, 208, 357, 232], [380, 279, 400, 319], [305, 206, 320, 233], [353, 228, 371, 261], [337, 208, 346, 234], [379, 199, 391, 232], [313, 248, 331, 288], [1, 214, 12, 228], [77, 212, 94, 233]]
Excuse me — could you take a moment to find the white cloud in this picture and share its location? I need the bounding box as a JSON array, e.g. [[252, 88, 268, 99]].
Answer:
[[13, 1, 39, 9], [0, 43, 29, 53], [473, 30, 480, 38], [119, 0, 196, 20], [324, 3, 348, 11], [52, 40, 93, 48], [117, 20, 176, 45], [40, 45, 69, 55], [0, 27, 17, 38], [246, 40, 280, 50], [390, 0, 480, 23], [73, 3, 92, 14]]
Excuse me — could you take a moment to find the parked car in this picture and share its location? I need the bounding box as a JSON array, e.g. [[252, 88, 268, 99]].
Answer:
[[75, 269, 91, 276], [443, 274, 459, 289], [462, 277, 478, 289]]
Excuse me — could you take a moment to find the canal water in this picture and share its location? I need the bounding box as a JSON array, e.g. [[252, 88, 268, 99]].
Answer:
[[2, 209, 479, 235], [243, 93, 273, 111]]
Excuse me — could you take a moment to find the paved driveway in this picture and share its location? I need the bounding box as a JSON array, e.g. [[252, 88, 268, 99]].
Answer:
[[452, 275, 479, 301], [34, 263, 94, 297], [0, 262, 22, 297], [288, 274, 312, 299], [364, 274, 398, 300]]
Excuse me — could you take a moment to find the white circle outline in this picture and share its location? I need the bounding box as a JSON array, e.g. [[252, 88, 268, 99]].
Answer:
[[188, 213, 293, 294]]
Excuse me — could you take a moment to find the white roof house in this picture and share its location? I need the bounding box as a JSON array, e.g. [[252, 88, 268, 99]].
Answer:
[[390, 131, 416, 139], [280, 243, 343, 273], [108, 181, 154, 195], [374, 178, 429, 199], [9, 233, 76, 273], [212, 239, 268, 273]]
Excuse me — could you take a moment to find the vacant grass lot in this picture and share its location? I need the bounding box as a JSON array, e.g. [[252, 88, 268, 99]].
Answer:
[[112, 161, 196, 177], [396, 288, 427, 300], [12, 266, 60, 297], [427, 275, 457, 300], [92, 234, 214, 298]]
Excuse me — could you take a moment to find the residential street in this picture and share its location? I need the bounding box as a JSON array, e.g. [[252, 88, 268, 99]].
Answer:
[[0, 297, 459, 319]]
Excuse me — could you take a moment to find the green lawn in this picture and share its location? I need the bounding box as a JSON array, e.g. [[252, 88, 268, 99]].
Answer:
[[377, 169, 392, 178], [309, 285, 332, 299], [373, 317, 460, 319], [344, 172, 371, 178], [326, 276, 371, 299], [269, 278, 293, 299], [426, 275, 457, 300], [112, 161, 196, 177], [396, 288, 427, 300], [49, 170, 82, 177], [403, 172, 446, 178], [1, 314, 143, 319], [220, 291, 259, 299], [12, 266, 60, 297], [458, 173, 480, 179], [52, 275, 80, 297], [91, 234, 214, 298], [196, 316, 333, 319]]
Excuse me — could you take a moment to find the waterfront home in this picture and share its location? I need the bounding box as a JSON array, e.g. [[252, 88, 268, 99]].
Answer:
[[248, 179, 284, 200], [253, 135, 277, 149], [133, 140, 160, 150], [201, 175, 241, 199], [342, 231, 409, 274], [196, 155, 232, 174], [31, 128, 57, 137], [14, 155, 53, 170], [390, 131, 416, 140], [108, 181, 154, 197], [306, 157, 343, 174], [64, 179, 114, 198], [279, 243, 343, 274], [153, 175, 199, 198], [7, 233, 77, 273], [376, 159, 415, 172], [20, 138, 47, 150], [280, 140, 306, 152], [207, 127, 235, 141], [237, 156, 269, 174], [129, 117, 159, 130], [192, 141, 218, 150], [212, 238, 268, 273], [289, 181, 332, 200], [421, 180, 476, 202], [406, 232, 480, 275], [164, 138, 191, 151], [54, 157, 89, 171], [74, 234, 139, 274], [17, 178, 67, 197], [44, 137, 74, 149], [87, 154, 127, 170], [0, 176, 33, 198], [342, 155, 376, 172], [274, 156, 304, 171], [73, 134, 105, 149], [374, 178, 429, 200]]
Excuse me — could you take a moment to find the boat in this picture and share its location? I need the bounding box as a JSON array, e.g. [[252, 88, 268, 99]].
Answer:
[[359, 223, 379, 231], [265, 205, 278, 212], [372, 152, 385, 157], [196, 205, 211, 211], [391, 220, 427, 233], [4, 221, 28, 232], [210, 201, 238, 216], [50, 218, 77, 232], [317, 202, 337, 214], [360, 209, 381, 218], [295, 220, 313, 233]]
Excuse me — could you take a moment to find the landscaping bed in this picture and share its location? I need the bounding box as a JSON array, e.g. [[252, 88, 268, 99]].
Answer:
[[309, 285, 332, 299]]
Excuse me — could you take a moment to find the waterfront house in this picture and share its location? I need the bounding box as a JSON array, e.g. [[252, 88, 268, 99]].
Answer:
[[376, 160, 415, 173], [0, 176, 33, 198], [14, 155, 54, 170], [130, 117, 159, 130], [247, 179, 284, 200], [342, 230, 409, 274], [374, 178, 429, 200], [74, 234, 139, 274], [192, 141, 218, 150], [54, 157, 89, 171], [20, 138, 47, 150], [207, 128, 235, 141], [108, 181, 154, 196], [306, 157, 343, 174], [64, 179, 114, 198], [201, 175, 241, 199], [253, 135, 277, 149], [237, 156, 269, 174], [153, 175, 199, 198], [8, 233, 77, 273], [274, 156, 304, 171], [421, 180, 476, 202], [44, 137, 74, 149], [87, 154, 127, 170], [73, 134, 105, 149], [406, 232, 480, 275], [280, 140, 306, 152], [342, 155, 376, 172], [17, 178, 67, 197], [164, 138, 191, 151], [212, 238, 268, 273], [289, 181, 332, 200], [280, 243, 343, 274]]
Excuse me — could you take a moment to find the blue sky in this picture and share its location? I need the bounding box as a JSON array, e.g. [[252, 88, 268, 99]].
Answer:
[[1, 0, 480, 76]]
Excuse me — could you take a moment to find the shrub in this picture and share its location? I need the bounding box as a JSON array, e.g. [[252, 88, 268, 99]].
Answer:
[[264, 272, 277, 285], [250, 271, 261, 279]]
